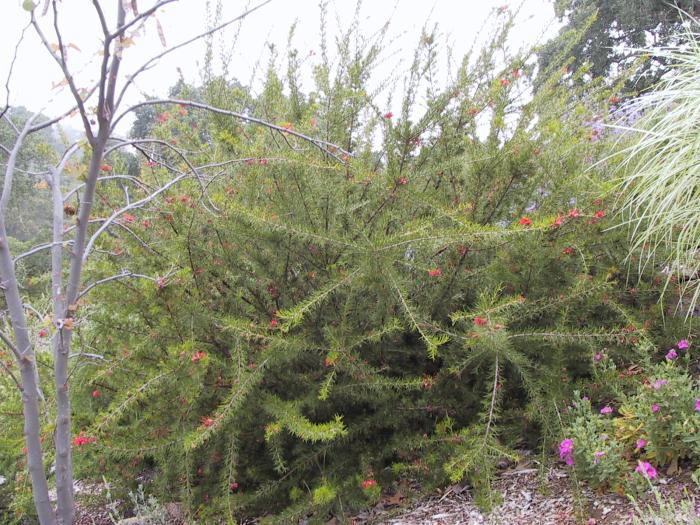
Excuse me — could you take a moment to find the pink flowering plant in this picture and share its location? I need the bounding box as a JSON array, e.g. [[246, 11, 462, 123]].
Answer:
[[619, 362, 700, 469], [561, 394, 627, 490]]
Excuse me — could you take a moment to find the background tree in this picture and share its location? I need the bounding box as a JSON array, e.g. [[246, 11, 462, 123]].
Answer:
[[539, 0, 697, 92]]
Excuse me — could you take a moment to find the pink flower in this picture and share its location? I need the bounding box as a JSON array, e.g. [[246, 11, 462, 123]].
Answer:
[[695, 399, 700, 412], [383, 112, 393, 119], [559, 438, 574, 465], [678, 339, 690, 350], [593, 451, 605, 464], [636, 438, 646, 449], [518, 216, 532, 226], [652, 379, 668, 390], [552, 214, 564, 227], [428, 268, 442, 277], [666, 349, 678, 360], [568, 208, 581, 218], [474, 316, 488, 327], [635, 461, 657, 479], [600, 406, 613, 415], [651, 403, 660, 413], [594, 352, 604, 362]]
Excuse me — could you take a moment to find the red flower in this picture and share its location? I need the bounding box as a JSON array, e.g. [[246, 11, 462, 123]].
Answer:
[[552, 214, 564, 227], [474, 316, 488, 326], [609, 95, 619, 104], [428, 268, 442, 277], [361, 479, 377, 489], [191, 351, 207, 363], [122, 213, 136, 224], [72, 433, 96, 446], [91, 389, 101, 398], [398, 176, 408, 185], [568, 208, 580, 218], [270, 318, 278, 328], [383, 112, 393, 119], [229, 482, 239, 491], [100, 164, 112, 172], [310, 117, 318, 129], [562, 246, 574, 256], [594, 210, 605, 219], [200, 416, 214, 429], [165, 196, 176, 204], [157, 112, 170, 123], [142, 219, 151, 229], [179, 195, 190, 204], [511, 69, 522, 78], [499, 78, 510, 87], [259, 158, 268, 166], [38, 328, 49, 338], [518, 216, 532, 226], [146, 160, 158, 168]]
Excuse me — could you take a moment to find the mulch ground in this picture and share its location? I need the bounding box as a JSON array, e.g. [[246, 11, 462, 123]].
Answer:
[[355, 464, 700, 525], [75, 463, 700, 524]]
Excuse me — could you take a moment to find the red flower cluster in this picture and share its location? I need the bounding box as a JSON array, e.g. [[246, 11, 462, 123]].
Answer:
[[38, 328, 49, 338], [383, 112, 393, 119], [122, 213, 136, 224], [270, 318, 279, 328], [474, 316, 488, 327], [518, 217, 532, 226], [398, 176, 408, 185], [200, 416, 214, 429], [91, 389, 101, 398], [191, 351, 207, 363], [100, 164, 113, 172], [499, 78, 510, 87], [428, 268, 442, 277], [72, 433, 96, 446], [361, 478, 377, 489]]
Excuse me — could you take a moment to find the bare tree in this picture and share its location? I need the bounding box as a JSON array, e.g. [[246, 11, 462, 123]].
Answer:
[[0, 2, 349, 523]]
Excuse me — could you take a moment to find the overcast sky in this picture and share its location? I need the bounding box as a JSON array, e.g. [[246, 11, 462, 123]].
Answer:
[[1, 0, 560, 134]]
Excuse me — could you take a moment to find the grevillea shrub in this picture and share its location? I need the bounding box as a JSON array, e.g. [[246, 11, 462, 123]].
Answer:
[[15, 11, 672, 524]]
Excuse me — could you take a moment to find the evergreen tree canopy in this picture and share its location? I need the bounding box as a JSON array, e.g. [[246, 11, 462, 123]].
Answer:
[[540, 0, 697, 91]]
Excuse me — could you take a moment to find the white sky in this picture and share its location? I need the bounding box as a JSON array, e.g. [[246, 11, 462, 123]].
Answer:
[[1, 0, 560, 134]]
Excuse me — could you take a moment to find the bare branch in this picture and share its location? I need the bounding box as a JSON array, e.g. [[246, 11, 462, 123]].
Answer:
[[83, 171, 189, 262], [31, 9, 95, 143], [109, 0, 178, 39], [78, 269, 166, 299], [63, 174, 148, 203], [0, 328, 21, 361], [106, 137, 218, 210], [114, 0, 274, 111], [0, 358, 22, 392], [1, 113, 39, 215], [13, 241, 74, 265], [112, 99, 351, 161], [1, 22, 30, 122]]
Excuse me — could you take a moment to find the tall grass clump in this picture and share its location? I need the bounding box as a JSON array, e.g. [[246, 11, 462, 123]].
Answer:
[[615, 27, 700, 317]]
